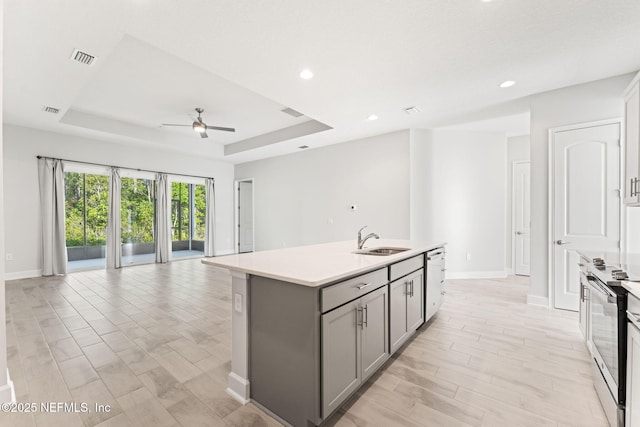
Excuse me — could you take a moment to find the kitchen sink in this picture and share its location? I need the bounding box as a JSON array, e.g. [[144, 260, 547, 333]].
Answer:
[[353, 247, 410, 256]]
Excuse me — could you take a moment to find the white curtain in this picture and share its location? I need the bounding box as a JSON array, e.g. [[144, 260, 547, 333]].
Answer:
[[37, 158, 67, 275], [155, 173, 170, 263], [106, 167, 121, 269], [204, 178, 215, 257]]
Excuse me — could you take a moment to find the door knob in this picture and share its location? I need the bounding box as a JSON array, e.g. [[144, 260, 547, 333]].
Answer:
[[555, 240, 571, 245]]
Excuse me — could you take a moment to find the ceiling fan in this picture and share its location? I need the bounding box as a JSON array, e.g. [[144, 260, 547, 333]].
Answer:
[[162, 108, 235, 139]]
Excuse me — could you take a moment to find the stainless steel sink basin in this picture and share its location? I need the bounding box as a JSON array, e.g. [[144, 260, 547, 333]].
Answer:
[[353, 247, 410, 256]]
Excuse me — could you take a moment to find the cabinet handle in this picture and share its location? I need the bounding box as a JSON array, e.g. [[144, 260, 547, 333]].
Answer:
[[357, 283, 373, 290], [580, 283, 584, 302], [363, 305, 368, 328], [409, 280, 414, 297], [356, 307, 362, 327]]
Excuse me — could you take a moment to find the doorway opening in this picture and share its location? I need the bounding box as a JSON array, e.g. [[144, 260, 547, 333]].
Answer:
[[235, 179, 254, 254]]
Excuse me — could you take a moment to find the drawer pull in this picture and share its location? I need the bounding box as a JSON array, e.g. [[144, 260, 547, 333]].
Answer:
[[363, 305, 368, 327], [357, 283, 373, 290]]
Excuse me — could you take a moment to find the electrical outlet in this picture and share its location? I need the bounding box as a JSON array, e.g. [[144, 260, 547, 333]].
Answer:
[[466, 252, 471, 261], [234, 293, 242, 313], [6, 253, 13, 261]]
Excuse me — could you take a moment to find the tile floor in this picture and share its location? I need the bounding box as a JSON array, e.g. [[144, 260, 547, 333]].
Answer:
[[2, 260, 608, 427]]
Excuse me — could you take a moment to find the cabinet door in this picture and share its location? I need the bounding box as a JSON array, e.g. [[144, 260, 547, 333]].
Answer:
[[322, 300, 360, 418], [406, 269, 424, 331], [360, 286, 389, 381], [625, 81, 640, 205], [389, 278, 408, 353], [627, 323, 640, 427]]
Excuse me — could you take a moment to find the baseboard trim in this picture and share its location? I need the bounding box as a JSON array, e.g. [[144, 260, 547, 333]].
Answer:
[[527, 294, 550, 307], [226, 372, 250, 404], [445, 270, 508, 279], [5, 269, 42, 281], [215, 249, 236, 256], [0, 369, 16, 402]]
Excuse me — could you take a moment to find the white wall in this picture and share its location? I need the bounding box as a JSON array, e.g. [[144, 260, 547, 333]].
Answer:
[[410, 129, 507, 277], [505, 135, 530, 270], [0, 0, 14, 402], [234, 130, 411, 250], [528, 73, 634, 304], [3, 124, 236, 279]]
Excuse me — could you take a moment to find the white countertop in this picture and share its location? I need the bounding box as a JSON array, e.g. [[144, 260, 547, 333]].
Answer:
[[201, 239, 445, 287], [623, 281, 640, 300]]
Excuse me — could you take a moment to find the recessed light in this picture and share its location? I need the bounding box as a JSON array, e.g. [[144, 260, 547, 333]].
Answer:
[[367, 115, 379, 121], [499, 80, 516, 88], [299, 69, 314, 80]]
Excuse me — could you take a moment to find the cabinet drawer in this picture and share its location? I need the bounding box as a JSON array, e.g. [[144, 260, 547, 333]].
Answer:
[[321, 268, 387, 313], [389, 255, 424, 282]]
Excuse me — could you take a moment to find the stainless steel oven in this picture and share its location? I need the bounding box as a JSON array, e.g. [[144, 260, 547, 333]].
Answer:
[[586, 269, 628, 427]]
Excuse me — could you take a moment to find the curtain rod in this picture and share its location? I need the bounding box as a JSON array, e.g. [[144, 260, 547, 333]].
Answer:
[[36, 155, 215, 181]]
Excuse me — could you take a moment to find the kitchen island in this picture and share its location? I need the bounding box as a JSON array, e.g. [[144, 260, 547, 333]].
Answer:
[[202, 239, 445, 426]]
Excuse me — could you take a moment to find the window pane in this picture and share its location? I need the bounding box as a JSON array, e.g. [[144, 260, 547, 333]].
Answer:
[[65, 172, 85, 247], [85, 175, 109, 245], [194, 184, 206, 241], [171, 182, 190, 241], [121, 178, 156, 244]]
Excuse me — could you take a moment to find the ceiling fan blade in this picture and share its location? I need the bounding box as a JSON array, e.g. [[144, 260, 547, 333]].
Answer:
[[200, 131, 209, 139], [161, 123, 191, 127], [206, 125, 236, 132]]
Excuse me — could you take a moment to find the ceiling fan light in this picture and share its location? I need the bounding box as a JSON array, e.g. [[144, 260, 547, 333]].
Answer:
[[193, 122, 206, 133]]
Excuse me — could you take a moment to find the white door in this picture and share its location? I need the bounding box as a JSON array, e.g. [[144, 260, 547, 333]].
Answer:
[[552, 122, 620, 311], [238, 181, 254, 253], [514, 162, 531, 276]]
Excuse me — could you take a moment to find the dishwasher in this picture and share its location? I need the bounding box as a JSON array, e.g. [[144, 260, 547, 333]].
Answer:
[[426, 247, 446, 321]]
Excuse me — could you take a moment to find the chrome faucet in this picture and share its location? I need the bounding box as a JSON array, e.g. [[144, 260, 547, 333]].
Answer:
[[357, 226, 379, 249]]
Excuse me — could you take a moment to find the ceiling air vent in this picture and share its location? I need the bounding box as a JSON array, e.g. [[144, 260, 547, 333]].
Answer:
[[404, 106, 422, 115], [43, 106, 60, 114], [70, 49, 97, 66], [281, 107, 304, 118]]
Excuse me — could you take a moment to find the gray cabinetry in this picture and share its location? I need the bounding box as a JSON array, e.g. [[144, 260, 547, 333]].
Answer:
[[322, 285, 388, 418], [390, 269, 424, 354], [321, 299, 360, 417]]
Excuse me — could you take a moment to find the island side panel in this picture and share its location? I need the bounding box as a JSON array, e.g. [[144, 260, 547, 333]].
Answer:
[[228, 270, 251, 403], [250, 275, 321, 427]]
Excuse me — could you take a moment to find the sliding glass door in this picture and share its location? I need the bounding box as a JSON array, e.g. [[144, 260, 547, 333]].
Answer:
[[65, 172, 109, 270], [121, 177, 156, 265], [171, 182, 205, 258]]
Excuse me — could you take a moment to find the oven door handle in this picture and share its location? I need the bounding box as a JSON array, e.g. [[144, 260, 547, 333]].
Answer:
[[586, 277, 616, 302]]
